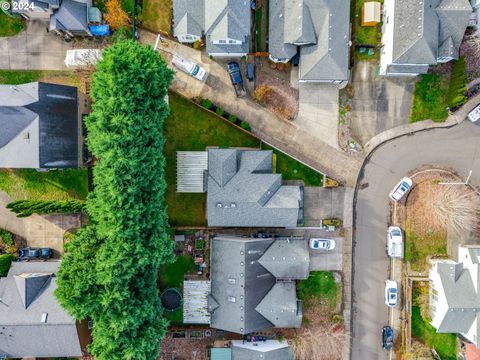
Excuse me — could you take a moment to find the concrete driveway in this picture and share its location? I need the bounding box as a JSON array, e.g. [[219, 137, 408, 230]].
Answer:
[[0, 20, 74, 70], [304, 187, 345, 226], [350, 61, 415, 146], [352, 122, 480, 360], [309, 237, 343, 271], [295, 83, 340, 149]]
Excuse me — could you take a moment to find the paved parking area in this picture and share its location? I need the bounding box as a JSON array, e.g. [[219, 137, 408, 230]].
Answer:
[[309, 237, 343, 271], [0, 20, 75, 70], [304, 187, 345, 226]]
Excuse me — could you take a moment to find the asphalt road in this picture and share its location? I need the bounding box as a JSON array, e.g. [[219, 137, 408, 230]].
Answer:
[[351, 121, 480, 359]]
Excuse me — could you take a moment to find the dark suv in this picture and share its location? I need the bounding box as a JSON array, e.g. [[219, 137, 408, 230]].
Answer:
[[18, 247, 53, 261], [382, 326, 394, 350]]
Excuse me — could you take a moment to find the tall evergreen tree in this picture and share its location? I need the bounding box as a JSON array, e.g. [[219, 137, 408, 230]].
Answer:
[[55, 39, 174, 360]]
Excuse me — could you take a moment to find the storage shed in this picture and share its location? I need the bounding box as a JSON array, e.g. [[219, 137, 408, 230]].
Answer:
[[361, 1, 381, 26]]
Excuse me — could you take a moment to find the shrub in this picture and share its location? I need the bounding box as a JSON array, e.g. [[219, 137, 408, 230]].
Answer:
[[228, 114, 237, 123], [0, 229, 14, 247], [193, 40, 203, 50], [447, 57, 467, 108], [0, 254, 15, 277], [215, 107, 224, 116], [240, 120, 251, 131], [253, 84, 272, 103], [7, 199, 86, 218], [201, 99, 213, 109]]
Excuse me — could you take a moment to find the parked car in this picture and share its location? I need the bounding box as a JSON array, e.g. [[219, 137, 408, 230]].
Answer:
[[227, 62, 245, 97], [247, 63, 255, 82], [18, 247, 53, 261], [309, 238, 336, 250], [382, 326, 394, 350], [387, 226, 403, 258], [384, 280, 398, 307], [468, 103, 480, 124], [388, 177, 413, 202], [172, 55, 208, 81]]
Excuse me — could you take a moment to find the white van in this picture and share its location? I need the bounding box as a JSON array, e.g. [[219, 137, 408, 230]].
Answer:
[[64, 49, 102, 68], [172, 55, 208, 81]]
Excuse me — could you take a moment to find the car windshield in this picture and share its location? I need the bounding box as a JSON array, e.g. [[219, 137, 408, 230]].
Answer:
[[391, 229, 401, 236], [192, 65, 200, 76], [400, 181, 410, 190]]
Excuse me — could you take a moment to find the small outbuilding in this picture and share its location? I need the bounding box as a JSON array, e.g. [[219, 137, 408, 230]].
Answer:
[[361, 1, 381, 26]]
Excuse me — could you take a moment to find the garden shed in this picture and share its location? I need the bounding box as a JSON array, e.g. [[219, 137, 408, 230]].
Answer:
[[361, 1, 381, 26]]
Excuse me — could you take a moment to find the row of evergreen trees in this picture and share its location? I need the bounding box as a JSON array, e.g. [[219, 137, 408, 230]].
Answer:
[[7, 199, 85, 217], [55, 39, 174, 360]]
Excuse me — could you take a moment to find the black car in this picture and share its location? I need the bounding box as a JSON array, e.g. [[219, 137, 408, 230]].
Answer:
[[18, 247, 53, 261], [382, 326, 394, 350]]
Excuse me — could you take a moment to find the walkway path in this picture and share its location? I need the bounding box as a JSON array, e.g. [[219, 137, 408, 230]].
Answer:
[[0, 190, 82, 255], [140, 30, 362, 185]]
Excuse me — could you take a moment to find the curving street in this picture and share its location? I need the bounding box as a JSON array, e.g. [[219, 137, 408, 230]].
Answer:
[[352, 121, 480, 359]]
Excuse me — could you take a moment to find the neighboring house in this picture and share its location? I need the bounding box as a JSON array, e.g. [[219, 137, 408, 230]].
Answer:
[[13, 0, 91, 37], [12, 0, 60, 20], [0, 82, 80, 169], [206, 148, 304, 228], [380, 0, 472, 76], [429, 246, 480, 347], [0, 261, 90, 358], [173, 0, 251, 57], [471, 0, 480, 29], [208, 235, 309, 334], [268, 0, 351, 85], [231, 340, 294, 360], [49, 0, 92, 37]]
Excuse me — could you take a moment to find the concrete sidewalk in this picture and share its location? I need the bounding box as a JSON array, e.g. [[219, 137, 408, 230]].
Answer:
[[141, 30, 362, 185]]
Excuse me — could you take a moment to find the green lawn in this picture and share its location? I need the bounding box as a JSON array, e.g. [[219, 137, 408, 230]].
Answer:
[[141, 0, 172, 34], [0, 11, 24, 37], [297, 271, 338, 309], [411, 306, 456, 359], [159, 255, 196, 289], [354, 0, 383, 46], [164, 93, 260, 227], [255, 8, 262, 51], [410, 74, 449, 123], [262, 144, 324, 186], [0, 169, 88, 201], [0, 70, 42, 84]]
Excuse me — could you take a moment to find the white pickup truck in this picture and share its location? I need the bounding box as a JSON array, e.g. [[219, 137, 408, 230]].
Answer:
[[172, 56, 208, 81]]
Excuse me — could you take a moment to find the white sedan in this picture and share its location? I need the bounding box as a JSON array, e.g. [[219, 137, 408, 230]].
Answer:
[[387, 226, 404, 258], [385, 280, 398, 307], [388, 177, 413, 202], [468, 103, 480, 125], [309, 238, 336, 250]]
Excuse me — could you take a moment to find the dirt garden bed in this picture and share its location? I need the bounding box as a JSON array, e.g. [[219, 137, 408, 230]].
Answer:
[[402, 169, 480, 272]]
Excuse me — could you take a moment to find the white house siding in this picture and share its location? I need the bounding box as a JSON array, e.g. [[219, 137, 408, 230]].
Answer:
[[379, 0, 395, 75]]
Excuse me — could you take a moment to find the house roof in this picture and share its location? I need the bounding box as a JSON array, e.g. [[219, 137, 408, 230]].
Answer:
[[0, 262, 83, 358], [231, 340, 294, 360], [391, 0, 471, 65], [209, 236, 308, 334], [0, 82, 79, 169], [258, 238, 309, 279], [49, 0, 88, 32], [207, 149, 302, 227], [173, 0, 250, 55], [269, 0, 350, 81], [435, 262, 480, 336]]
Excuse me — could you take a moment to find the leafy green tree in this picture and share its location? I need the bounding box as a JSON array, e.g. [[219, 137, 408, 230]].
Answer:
[[56, 39, 174, 360], [6, 199, 86, 217]]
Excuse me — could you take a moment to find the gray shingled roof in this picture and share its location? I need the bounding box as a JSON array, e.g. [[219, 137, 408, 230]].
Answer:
[[207, 149, 302, 227], [173, 0, 250, 55], [0, 262, 83, 359], [269, 0, 350, 82], [49, 0, 88, 32], [0, 82, 79, 169], [390, 0, 471, 66], [231, 340, 294, 360], [435, 262, 480, 336], [209, 236, 308, 334], [258, 239, 309, 279], [173, 0, 204, 38]]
